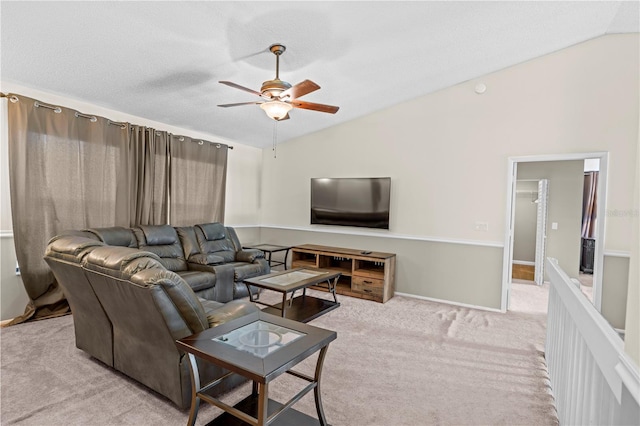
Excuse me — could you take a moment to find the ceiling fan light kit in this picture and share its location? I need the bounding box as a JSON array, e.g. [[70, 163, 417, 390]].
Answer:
[[260, 100, 293, 121], [218, 43, 339, 122]]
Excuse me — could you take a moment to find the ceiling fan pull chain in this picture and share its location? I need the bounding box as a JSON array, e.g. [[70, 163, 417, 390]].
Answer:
[[273, 120, 278, 158]]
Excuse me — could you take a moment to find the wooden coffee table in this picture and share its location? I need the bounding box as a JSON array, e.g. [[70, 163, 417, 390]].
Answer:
[[176, 311, 337, 426], [244, 268, 341, 323]]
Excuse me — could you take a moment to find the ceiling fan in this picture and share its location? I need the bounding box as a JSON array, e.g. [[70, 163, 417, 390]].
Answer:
[[218, 43, 339, 121]]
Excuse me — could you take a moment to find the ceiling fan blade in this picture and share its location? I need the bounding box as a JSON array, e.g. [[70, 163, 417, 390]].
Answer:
[[219, 81, 261, 97], [280, 79, 321, 100], [217, 101, 262, 108], [290, 100, 339, 114]]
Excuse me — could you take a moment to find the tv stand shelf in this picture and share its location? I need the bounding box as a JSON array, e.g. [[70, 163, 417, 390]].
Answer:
[[291, 244, 396, 303]]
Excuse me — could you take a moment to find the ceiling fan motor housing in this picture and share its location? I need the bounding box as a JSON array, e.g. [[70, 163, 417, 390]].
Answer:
[[261, 79, 292, 99]]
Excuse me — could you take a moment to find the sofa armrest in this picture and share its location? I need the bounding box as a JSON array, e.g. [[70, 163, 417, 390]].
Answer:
[[188, 253, 226, 266], [203, 300, 259, 328], [236, 249, 264, 263]]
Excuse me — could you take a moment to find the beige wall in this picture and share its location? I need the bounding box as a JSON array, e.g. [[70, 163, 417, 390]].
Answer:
[[601, 255, 630, 330], [262, 35, 637, 251], [623, 117, 640, 365], [513, 180, 538, 262], [259, 34, 638, 310], [0, 97, 29, 320], [259, 227, 504, 309]]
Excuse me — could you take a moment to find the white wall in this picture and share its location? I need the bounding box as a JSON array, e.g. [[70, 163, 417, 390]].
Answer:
[[0, 82, 262, 320], [259, 34, 639, 309]]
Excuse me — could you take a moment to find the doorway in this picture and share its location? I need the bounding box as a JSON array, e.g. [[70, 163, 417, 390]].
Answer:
[[511, 179, 549, 285], [501, 152, 608, 313]]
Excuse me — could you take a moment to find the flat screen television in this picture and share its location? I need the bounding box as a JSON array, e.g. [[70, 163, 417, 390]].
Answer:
[[310, 177, 391, 229]]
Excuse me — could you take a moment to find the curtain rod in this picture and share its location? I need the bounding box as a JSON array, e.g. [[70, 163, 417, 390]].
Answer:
[[1, 92, 233, 149]]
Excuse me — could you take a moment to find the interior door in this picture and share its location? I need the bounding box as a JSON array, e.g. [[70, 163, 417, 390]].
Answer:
[[534, 179, 549, 285]]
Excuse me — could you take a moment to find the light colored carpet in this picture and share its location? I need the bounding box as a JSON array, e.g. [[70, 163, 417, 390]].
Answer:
[[1, 289, 558, 425]]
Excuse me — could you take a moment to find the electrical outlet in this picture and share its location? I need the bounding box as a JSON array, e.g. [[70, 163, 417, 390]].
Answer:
[[474, 222, 489, 232]]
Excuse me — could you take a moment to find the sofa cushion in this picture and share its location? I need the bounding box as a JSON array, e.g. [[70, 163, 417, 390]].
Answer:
[[45, 236, 105, 263], [188, 253, 226, 266], [134, 225, 188, 272], [230, 261, 269, 282], [195, 223, 235, 262], [50, 229, 101, 242], [204, 300, 260, 328], [86, 227, 137, 247], [175, 226, 199, 259], [199, 223, 226, 241], [130, 268, 208, 335], [139, 225, 178, 245], [83, 246, 163, 279], [176, 270, 216, 292]]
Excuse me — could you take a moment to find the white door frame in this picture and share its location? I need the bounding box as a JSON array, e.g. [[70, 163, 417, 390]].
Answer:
[[534, 178, 549, 285], [501, 152, 608, 312]]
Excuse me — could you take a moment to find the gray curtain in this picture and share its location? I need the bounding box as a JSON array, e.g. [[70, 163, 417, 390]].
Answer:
[[6, 95, 228, 323], [7, 94, 131, 323], [169, 136, 228, 226], [128, 126, 169, 226]]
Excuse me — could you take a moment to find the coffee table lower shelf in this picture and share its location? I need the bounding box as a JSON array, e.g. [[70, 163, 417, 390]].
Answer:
[[205, 395, 322, 426], [261, 295, 340, 323]]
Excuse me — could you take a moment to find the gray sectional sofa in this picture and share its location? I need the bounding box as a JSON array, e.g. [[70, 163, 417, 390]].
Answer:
[[44, 222, 269, 408], [68, 222, 269, 301]]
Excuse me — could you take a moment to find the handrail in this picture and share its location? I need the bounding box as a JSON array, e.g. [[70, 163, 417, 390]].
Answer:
[[545, 258, 640, 424]]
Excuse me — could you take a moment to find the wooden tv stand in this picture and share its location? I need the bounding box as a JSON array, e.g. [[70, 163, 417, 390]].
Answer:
[[290, 244, 396, 303]]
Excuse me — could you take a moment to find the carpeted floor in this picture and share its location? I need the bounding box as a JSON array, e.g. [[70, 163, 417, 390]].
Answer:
[[0, 289, 558, 425]]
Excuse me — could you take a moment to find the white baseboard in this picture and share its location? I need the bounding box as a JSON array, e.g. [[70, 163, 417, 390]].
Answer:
[[395, 292, 504, 313], [513, 260, 535, 266]]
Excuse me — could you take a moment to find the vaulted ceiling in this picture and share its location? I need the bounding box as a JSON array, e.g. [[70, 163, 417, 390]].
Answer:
[[1, 1, 637, 148]]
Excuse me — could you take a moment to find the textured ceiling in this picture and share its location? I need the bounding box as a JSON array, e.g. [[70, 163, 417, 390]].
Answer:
[[1, 1, 638, 148]]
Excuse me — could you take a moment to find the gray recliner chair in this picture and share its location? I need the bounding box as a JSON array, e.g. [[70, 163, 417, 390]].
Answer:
[[193, 223, 270, 299], [133, 224, 221, 301], [81, 246, 258, 408], [44, 236, 114, 367]]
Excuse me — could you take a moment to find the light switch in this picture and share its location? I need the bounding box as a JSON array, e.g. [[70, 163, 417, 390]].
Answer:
[[551, 222, 558, 230]]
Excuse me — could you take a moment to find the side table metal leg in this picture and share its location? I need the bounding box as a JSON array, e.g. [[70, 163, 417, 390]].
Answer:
[[314, 346, 330, 426], [186, 353, 201, 426], [257, 382, 269, 425], [281, 292, 288, 318], [283, 248, 290, 270]]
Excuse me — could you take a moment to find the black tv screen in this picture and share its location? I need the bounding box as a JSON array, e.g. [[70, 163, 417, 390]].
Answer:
[[311, 177, 391, 229]]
